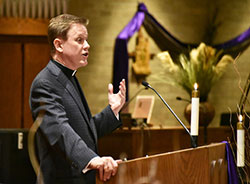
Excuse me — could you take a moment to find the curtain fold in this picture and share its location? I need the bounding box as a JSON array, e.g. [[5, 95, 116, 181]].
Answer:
[[222, 141, 239, 184], [112, 3, 147, 99]]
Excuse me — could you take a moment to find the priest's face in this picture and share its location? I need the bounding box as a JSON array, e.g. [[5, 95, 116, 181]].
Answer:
[[61, 23, 90, 70]]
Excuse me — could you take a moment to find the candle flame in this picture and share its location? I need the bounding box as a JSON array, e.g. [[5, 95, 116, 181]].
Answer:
[[238, 115, 243, 122], [194, 83, 198, 90]]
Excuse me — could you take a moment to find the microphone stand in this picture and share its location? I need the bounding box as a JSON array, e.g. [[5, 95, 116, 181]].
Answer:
[[142, 82, 197, 148], [121, 88, 145, 112]]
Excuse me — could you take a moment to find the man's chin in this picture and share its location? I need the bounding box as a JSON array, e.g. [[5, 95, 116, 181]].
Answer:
[[80, 60, 88, 67]]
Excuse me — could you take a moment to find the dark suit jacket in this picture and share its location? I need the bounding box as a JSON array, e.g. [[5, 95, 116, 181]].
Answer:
[[29, 60, 122, 184]]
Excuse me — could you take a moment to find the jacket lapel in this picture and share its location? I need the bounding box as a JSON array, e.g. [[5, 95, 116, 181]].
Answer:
[[64, 76, 90, 122], [47, 61, 97, 141]]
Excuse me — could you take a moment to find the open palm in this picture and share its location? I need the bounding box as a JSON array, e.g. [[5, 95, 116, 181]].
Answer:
[[108, 79, 126, 116]]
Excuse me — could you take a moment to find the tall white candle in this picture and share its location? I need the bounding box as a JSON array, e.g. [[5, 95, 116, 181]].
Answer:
[[191, 83, 199, 136], [237, 115, 245, 167]]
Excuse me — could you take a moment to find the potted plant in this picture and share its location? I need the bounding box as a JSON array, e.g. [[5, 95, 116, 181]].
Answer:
[[157, 42, 234, 126]]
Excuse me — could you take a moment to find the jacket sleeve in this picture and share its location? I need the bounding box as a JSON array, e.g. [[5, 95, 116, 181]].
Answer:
[[92, 105, 122, 139]]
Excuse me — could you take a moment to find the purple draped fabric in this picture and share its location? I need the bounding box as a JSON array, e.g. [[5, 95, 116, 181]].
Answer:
[[215, 27, 250, 49], [222, 141, 239, 184], [112, 3, 147, 99], [112, 3, 250, 98]]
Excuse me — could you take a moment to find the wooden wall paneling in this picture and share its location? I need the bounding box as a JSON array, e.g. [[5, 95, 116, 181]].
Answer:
[[23, 43, 50, 128], [0, 43, 22, 128], [143, 128, 190, 156], [0, 18, 48, 36], [98, 127, 232, 160]]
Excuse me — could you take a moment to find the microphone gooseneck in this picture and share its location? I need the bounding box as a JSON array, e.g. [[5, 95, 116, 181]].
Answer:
[[121, 88, 145, 111], [141, 81, 197, 148]]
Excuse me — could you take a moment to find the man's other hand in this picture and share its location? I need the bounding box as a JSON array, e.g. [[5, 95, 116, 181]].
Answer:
[[108, 79, 126, 116]]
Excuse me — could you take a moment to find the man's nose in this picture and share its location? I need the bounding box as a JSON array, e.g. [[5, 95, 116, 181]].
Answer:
[[84, 41, 90, 49]]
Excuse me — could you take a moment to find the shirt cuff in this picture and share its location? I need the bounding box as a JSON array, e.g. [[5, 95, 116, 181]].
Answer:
[[82, 156, 100, 174]]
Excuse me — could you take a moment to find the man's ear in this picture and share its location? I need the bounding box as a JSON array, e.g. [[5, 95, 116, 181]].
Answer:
[[53, 38, 64, 53]]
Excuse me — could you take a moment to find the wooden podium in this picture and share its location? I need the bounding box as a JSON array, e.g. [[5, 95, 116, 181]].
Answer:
[[96, 143, 228, 184]]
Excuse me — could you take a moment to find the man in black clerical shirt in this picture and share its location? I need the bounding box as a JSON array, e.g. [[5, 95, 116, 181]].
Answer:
[[29, 14, 126, 184]]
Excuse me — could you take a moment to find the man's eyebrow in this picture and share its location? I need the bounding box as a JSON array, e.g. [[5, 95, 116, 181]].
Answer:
[[77, 33, 88, 38]]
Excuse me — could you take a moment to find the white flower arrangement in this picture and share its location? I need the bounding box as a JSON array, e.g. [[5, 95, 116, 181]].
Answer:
[[157, 42, 234, 101]]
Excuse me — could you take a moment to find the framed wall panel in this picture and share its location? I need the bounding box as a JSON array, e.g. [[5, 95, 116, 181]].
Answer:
[[23, 43, 50, 128], [0, 43, 22, 128]]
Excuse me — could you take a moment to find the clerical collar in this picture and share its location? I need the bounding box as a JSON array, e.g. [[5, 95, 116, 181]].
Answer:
[[51, 59, 77, 77]]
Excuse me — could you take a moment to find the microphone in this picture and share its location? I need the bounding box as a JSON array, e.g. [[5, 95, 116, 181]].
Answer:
[[141, 81, 150, 89], [141, 81, 197, 148], [176, 96, 191, 103]]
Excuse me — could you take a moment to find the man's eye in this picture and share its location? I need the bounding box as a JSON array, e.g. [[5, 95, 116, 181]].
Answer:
[[77, 38, 82, 42]]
